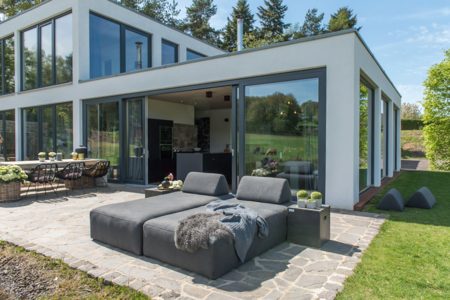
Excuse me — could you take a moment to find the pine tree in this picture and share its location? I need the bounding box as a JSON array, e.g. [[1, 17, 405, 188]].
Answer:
[[0, 0, 45, 18], [293, 8, 325, 39], [327, 7, 361, 32], [183, 0, 219, 45], [257, 0, 290, 39], [220, 0, 255, 52], [119, 0, 144, 11]]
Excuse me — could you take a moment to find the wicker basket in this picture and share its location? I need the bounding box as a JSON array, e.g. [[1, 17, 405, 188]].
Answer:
[[0, 181, 21, 203], [64, 176, 106, 190]]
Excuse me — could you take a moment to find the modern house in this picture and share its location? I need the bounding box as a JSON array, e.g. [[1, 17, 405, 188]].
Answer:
[[0, 0, 401, 210]]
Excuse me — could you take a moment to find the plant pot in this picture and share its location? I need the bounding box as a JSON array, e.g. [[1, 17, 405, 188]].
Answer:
[[78, 153, 85, 160], [39, 158, 45, 162], [72, 155, 78, 160], [307, 201, 316, 209], [297, 198, 307, 208], [134, 146, 144, 157], [315, 198, 322, 209], [161, 180, 171, 188], [49, 157, 55, 162]]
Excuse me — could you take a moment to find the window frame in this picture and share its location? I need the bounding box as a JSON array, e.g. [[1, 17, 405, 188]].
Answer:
[[20, 11, 73, 91], [0, 110, 15, 160], [186, 48, 206, 61], [1, 35, 15, 95], [89, 12, 152, 78], [161, 39, 179, 65]]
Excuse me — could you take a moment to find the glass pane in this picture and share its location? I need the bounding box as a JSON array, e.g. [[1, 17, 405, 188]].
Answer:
[[0, 42, 2, 93], [5, 37, 15, 94], [162, 42, 177, 65], [56, 104, 73, 159], [41, 24, 53, 86], [24, 108, 38, 160], [381, 100, 386, 178], [42, 107, 54, 155], [90, 14, 121, 79], [125, 99, 144, 181], [5, 111, 15, 161], [55, 14, 73, 84], [359, 83, 370, 191], [23, 28, 38, 90], [0, 113, 3, 159], [187, 50, 204, 61], [87, 102, 120, 180], [160, 126, 173, 159], [125, 30, 148, 72], [245, 78, 319, 198]]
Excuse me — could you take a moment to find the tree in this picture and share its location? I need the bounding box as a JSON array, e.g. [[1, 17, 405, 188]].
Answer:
[[327, 6, 361, 32], [257, 0, 290, 39], [220, 0, 255, 52], [182, 0, 219, 45], [119, 0, 144, 10], [401, 103, 422, 119], [242, 31, 285, 49], [422, 49, 450, 171], [293, 8, 325, 39], [119, 0, 183, 29], [0, 0, 45, 18]]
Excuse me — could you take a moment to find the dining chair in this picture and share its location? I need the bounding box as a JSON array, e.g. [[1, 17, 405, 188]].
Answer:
[[83, 161, 110, 191], [56, 162, 86, 196], [25, 164, 59, 200]]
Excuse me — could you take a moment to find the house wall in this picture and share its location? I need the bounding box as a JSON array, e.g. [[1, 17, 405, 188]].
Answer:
[[195, 109, 232, 153], [147, 98, 195, 125]]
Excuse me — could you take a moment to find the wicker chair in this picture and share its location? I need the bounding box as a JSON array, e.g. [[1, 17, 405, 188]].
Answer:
[[26, 164, 59, 200], [56, 162, 86, 196], [83, 161, 110, 191]]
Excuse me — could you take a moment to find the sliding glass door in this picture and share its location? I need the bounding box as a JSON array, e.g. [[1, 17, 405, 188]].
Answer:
[[124, 99, 144, 183], [0, 110, 16, 161]]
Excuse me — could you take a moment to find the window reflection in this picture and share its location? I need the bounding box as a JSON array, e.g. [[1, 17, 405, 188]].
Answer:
[[0, 111, 15, 161], [55, 14, 73, 84], [41, 24, 53, 86], [359, 82, 370, 191], [162, 41, 177, 65], [187, 50, 205, 61], [23, 28, 38, 90], [126, 30, 148, 72]]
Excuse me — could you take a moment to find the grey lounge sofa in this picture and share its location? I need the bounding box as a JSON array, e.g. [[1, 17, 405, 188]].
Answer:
[[142, 176, 291, 279], [276, 161, 318, 191], [90, 172, 232, 255]]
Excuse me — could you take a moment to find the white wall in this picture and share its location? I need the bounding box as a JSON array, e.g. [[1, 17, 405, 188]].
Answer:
[[147, 98, 195, 125], [195, 109, 232, 153]]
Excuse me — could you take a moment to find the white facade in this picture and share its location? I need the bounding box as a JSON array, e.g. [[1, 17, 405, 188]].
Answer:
[[0, 0, 401, 210]]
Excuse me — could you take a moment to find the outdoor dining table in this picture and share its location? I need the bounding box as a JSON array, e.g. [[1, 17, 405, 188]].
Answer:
[[0, 158, 106, 171]]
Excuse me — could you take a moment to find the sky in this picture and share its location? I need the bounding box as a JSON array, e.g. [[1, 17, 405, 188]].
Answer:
[[175, 0, 450, 108]]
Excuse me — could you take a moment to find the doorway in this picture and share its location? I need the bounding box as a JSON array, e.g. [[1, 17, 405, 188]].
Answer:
[[148, 119, 176, 184]]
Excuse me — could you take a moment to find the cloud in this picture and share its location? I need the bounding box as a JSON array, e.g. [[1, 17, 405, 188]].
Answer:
[[397, 7, 450, 20], [398, 85, 424, 107]]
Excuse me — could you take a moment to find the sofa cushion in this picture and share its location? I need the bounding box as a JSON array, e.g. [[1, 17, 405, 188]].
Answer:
[[142, 199, 287, 279], [90, 192, 232, 255], [236, 176, 291, 204], [284, 161, 313, 175], [182, 172, 229, 196]]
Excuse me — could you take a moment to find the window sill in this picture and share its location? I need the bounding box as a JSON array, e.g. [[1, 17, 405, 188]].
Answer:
[[0, 92, 15, 99], [18, 82, 73, 95]]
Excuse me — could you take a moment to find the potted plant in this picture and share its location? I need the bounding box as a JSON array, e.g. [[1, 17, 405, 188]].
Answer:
[[161, 173, 174, 188], [172, 180, 183, 191], [307, 199, 316, 209], [48, 152, 56, 162], [311, 191, 323, 208], [38, 152, 46, 162], [0, 165, 28, 202], [71, 152, 78, 160], [297, 190, 308, 208]]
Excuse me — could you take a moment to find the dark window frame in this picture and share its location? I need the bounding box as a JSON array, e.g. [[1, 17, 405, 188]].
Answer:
[[20, 11, 73, 91], [1, 35, 15, 95], [89, 12, 152, 78], [186, 48, 206, 61], [360, 77, 376, 193], [161, 39, 178, 65]]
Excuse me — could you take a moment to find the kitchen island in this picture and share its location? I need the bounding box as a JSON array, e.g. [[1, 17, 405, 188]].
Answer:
[[176, 152, 232, 184]]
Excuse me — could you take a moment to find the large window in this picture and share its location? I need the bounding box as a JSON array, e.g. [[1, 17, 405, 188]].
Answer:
[[1, 36, 15, 95], [162, 40, 178, 65], [381, 99, 388, 179], [90, 13, 151, 79], [22, 13, 72, 91], [0, 110, 15, 161], [23, 103, 73, 160], [359, 82, 373, 191], [187, 49, 206, 61]]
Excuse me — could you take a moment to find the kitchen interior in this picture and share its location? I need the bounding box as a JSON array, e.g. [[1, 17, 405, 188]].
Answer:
[[147, 86, 233, 185]]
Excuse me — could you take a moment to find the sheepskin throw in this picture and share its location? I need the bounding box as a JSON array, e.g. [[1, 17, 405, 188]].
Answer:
[[175, 212, 235, 253]]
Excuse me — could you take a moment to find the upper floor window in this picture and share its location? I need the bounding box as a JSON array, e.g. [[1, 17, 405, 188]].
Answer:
[[162, 40, 178, 65], [22, 12, 73, 91], [187, 49, 206, 61], [0, 36, 15, 95], [90, 13, 151, 79]]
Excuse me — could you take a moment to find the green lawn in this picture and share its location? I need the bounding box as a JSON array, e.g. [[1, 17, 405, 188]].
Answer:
[[337, 171, 450, 300]]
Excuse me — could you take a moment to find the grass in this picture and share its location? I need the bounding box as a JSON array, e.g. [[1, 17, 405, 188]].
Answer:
[[337, 171, 450, 299], [0, 241, 149, 299], [401, 130, 427, 159]]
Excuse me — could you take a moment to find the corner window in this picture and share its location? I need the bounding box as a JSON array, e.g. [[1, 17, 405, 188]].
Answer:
[[89, 13, 151, 79], [21, 12, 73, 91], [187, 49, 206, 61], [0, 36, 15, 95], [162, 40, 178, 65]]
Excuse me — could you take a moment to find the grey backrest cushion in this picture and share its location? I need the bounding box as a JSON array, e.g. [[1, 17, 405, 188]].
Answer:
[[284, 161, 313, 174], [182, 172, 229, 196], [236, 176, 292, 204]]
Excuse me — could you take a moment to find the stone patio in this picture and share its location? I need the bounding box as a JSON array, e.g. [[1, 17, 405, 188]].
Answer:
[[0, 185, 386, 300]]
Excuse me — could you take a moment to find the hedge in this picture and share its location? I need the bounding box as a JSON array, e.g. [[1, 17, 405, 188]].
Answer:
[[402, 119, 424, 130]]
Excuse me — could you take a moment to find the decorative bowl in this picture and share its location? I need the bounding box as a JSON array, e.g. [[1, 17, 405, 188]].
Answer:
[[193, 148, 201, 152]]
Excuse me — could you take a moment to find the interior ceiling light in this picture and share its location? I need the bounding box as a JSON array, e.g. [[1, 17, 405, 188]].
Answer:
[[206, 91, 213, 98], [224, 95, 231, 101]]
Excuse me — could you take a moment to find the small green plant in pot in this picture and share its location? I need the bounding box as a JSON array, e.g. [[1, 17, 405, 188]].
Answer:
[[311, 191, 323, 208], [297, 190, 308, 208], [38, 152, 46, 162], [306, 199, 316, 209]]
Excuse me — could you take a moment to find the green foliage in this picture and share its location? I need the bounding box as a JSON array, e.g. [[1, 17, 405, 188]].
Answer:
[[297, 190, 308, 197], [422, 49, 450, 171], [401, 119, 424, 130], [311, 191, 322, 199], [220, 0, 255, 52], [327, 6, 361, 32], [401, 102, 422, 119], [359, 83, 369, 169], [242, 30, 285, 49], [182, 0, 220, 45], [307, 199, 315, 202], [257, 0, 290, 39], [293, 8, 325, 39], [0, 165, 28, 184], [0, 0, 45, 18]]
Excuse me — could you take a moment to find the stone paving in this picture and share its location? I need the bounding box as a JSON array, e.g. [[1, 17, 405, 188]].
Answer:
[[0, 185, 386, 300]]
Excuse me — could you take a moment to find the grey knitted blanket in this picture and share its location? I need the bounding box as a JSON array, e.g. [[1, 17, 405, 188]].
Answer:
[[206, 200, 269, 262]]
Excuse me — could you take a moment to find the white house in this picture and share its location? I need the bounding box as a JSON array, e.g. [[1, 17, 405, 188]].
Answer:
[[0, 0, 401, 210]]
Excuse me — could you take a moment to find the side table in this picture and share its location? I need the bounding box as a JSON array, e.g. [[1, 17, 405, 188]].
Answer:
[[145, 187, 180, 198], [286, 204, 330, 248]]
